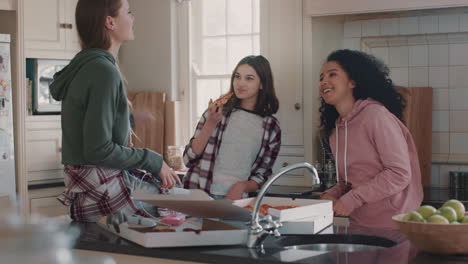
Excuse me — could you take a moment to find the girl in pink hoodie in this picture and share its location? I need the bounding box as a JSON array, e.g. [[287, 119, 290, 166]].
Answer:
[[319, 49, 423, 229]]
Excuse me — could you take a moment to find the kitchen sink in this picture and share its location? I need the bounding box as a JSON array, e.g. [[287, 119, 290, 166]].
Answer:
[[271, 234, 397, 252]]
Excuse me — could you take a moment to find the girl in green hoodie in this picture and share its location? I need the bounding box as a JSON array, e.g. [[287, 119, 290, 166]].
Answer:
[[51, 0, 180, 222]]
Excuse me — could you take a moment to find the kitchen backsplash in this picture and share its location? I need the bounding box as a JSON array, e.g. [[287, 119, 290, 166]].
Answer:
[[340, 10, 468, 187]]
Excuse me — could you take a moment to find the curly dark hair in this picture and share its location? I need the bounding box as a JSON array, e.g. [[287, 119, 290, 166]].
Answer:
[[319, 49, 406, 138]]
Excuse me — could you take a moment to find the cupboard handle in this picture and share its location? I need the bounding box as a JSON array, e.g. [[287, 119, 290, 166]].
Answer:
[[57, 137, 62, 153], [67, 24, 73, 29], [294, 103, 301, 110], [59, 23, 67, 29]]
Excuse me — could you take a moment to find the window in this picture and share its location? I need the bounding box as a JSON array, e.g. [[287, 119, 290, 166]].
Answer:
[[189, 0, 260, 130]]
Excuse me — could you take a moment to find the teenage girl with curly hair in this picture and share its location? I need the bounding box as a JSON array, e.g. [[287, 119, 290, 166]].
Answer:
[[319, 49, 423, 229]]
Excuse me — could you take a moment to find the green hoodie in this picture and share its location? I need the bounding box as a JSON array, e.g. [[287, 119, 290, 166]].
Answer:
[[50, 48, 163, 175]]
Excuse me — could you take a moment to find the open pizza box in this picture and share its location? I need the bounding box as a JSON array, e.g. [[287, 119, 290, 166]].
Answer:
[[97, 189, 250, 248], [232, 197, 333, 234], [233, 197, 333, 222], [98, 189, 333, 247], [98, 217, 248, 248], [134, 189, 332, 222]]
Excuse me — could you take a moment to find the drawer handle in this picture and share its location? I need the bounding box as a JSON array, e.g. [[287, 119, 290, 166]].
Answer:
[[282, 162, 289, 167], [59, 23, 73, 29]]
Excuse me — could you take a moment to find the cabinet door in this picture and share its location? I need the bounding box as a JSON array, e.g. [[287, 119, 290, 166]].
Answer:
[[261, 0, 303, 147], [29, 187, 67, 217], [30, 196, 67, 217], [65, 0, 80, 52], [272, 156, 309, 186], [24, 0, 66, 51], [26, 129, 63, 181], [0, 0, 15, 10]]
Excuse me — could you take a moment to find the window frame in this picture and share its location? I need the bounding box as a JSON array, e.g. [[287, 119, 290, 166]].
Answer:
[[189, 0, 260, 134]]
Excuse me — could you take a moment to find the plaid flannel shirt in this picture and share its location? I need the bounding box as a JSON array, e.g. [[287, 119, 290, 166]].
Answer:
[[183, 108, 281, 194], [58, 165, 150, 222]]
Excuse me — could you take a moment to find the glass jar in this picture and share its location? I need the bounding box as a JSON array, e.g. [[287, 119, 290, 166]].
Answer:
[[324, 159, 337, 189], [165, 145, 184, 170]]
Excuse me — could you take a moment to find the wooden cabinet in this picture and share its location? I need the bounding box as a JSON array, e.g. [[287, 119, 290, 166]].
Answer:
[[29, 186, 67, 217], [0, 0, 15, 10], [23, 0, 79, 59], [304, 0, 468, 16], [25, 115, 63, 184]]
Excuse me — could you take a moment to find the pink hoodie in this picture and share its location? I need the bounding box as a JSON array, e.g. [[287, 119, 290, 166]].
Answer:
[[323, 98, 423, 229]]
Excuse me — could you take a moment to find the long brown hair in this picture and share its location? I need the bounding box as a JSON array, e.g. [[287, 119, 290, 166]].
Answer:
[[224, 55, 279, 117], [76, 0, 136, 142], [75, 0, 122, 50]]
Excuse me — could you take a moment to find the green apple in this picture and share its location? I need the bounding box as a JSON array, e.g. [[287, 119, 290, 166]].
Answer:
[[416, 205, 437, 219], [442, 200, 466, 221], [451, 221, 460, 224], [437, 206, 458, 222], [427, 214, 449, 224], [461, 216, 468, 224], [402, 211, 425, 222]]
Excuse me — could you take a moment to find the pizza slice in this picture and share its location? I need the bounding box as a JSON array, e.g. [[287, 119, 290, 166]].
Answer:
[[209, 92, 234, 108]]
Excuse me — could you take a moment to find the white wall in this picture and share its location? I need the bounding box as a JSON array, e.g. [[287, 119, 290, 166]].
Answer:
[[119, 0, 190, 147], [337, 9, 468, 187], [120, 0, 174, 97], [304, 0, 468, 17], [307, 16, 345, 161]]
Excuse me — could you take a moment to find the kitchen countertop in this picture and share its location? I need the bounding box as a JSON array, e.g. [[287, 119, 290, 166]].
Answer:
[[71, 186, 468, 263], [73, 220, 468, 264]]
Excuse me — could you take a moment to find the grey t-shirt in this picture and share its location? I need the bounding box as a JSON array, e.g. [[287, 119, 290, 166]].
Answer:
[[210, 109, 264, 196]]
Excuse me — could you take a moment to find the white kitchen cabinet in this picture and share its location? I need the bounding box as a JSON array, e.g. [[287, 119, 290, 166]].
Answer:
[[23, 0, 79, 59], [29, 186, 67, 217], [272, 155, 309, 186], [261, 0, 303, 147], [0, 0, 15, 10], [304, 0, 468, 16], [25, 115, 64, 184], [261, 0, 309, 186]]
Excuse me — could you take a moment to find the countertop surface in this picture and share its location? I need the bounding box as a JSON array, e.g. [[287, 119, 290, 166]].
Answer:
[[72, 186, 468, 263], [73, 220, 468, 264]]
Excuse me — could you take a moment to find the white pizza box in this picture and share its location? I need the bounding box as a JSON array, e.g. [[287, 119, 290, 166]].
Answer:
[[223, 212, 333, 236], [98, 217, 248, 248], [279, 213, 333, 235], [133, 189, 251, 220], [134, 190, 332, 222], [233, 197, 333, 222]]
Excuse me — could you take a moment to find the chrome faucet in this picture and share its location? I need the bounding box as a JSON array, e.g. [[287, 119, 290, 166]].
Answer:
[[246, 162, 320, 248]]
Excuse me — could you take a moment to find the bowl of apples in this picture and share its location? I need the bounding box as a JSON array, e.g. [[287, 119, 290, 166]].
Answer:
[[392, 199, 468, 255]]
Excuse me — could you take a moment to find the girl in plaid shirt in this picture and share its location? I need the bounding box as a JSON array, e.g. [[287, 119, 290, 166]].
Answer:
[[51, 0, 180, 221], [183, 55, 281, 200]]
